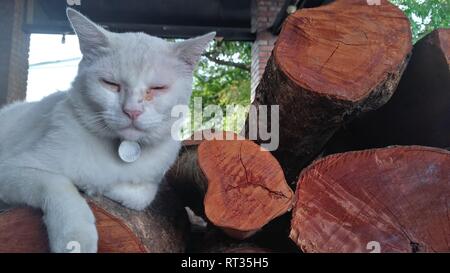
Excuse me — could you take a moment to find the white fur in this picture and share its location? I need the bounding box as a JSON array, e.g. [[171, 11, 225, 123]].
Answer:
[[0, 8, 214, 253]]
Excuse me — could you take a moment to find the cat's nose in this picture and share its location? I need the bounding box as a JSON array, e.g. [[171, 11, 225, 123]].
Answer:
[[123, 109, 143, 120]]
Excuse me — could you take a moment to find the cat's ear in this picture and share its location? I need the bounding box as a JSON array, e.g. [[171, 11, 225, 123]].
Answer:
[[66, 8, 109, 59], [174, 32, 216, 68]]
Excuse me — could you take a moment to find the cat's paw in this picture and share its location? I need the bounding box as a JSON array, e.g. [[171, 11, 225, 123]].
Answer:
[[48, 221, 98, 253]]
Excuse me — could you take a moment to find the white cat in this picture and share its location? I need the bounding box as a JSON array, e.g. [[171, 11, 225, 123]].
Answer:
[[0, 8, 215, 253]]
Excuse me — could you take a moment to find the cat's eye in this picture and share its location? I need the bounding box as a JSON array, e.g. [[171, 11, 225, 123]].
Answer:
[[144, 86, 167, 101], [101, 79, 121, 92], [151, 86, 167, 91]]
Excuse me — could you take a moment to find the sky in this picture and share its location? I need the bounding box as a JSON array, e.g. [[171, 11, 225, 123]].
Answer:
[[27, 34, 81, 102]]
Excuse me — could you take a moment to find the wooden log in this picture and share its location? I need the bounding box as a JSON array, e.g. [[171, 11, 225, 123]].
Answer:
[[0, 179, 189, 253], [245, 0, 412, 183], [185, 207, 299, 253], [167, 131, 294, 240], [215, 245, 271, 253], [202, 240, 272, 253], [186, 216, 300, 253], [188, 227, 273, 253], [290, 146, 450, 253], [325, 29, 450, 154]]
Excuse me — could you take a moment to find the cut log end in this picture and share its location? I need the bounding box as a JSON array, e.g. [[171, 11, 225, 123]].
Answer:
[[275, 0, 412, 101], [248, 0, 412, 180], [324, 28, 450, 154], [167, 131, 294, 240], [199, 138, 294, 239], [290, 146, 450, 253]]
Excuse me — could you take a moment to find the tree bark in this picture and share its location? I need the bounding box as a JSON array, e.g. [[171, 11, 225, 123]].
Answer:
[[167, 131, 293, 240], [245, 0, 412, 183], [0, 179, 189, 253], [290, 146, 450, 253], [187, 226, 274, 253], [324, 29, 450, 154]]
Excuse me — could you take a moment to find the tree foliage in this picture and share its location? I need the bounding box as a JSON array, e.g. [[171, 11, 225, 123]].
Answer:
[[182, 40, 251, 136], [193, 40, 251, 108], [390, 0, 450, 42]]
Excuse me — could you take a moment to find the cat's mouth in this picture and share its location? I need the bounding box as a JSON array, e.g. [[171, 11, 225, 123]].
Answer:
[[118, 125, 146, 141], [120, 124, 144, 131]]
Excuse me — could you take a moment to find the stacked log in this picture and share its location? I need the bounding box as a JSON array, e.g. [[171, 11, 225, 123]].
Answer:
[[1, 0, 448, 254], [167, 131, 294, 240], [245, 0, 412, 182], [0, 179, 189, 253], [290, 146, 450, 253], [324, 29, 450, 154]]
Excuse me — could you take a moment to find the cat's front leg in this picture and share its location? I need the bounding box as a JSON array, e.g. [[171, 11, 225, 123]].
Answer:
[[0, 167, 98, 253], [104, 183, 158, 211], [44, 187, 98, 253]]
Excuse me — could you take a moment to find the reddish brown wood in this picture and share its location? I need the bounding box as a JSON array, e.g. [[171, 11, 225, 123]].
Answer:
[[204, 243, 272, 253], [189, 227, 274, 253], [325, 29, 450, 154], [437, 29, 450, 63], [0, 208, 50, 253], [246, 0, 412, 182], [0, 180, 188, 253], [0, 204, 145, 253], [167, 131, 294, 239], [290, 146, 450, 253]]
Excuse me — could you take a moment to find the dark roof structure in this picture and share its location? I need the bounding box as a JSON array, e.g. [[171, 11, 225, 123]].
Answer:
[[24, 0, 253, 40], [24, 0, 328, 40]]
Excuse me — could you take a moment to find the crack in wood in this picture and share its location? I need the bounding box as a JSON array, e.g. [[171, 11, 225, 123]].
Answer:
[[320, 43, 340, 72], [230, 143, 289, 200]]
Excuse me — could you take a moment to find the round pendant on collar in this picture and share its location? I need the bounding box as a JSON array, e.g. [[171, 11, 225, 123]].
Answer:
[[118, 140, 141, 163]]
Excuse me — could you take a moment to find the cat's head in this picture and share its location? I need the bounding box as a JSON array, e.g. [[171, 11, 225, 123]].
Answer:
[[66, 8, 214, 144]]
